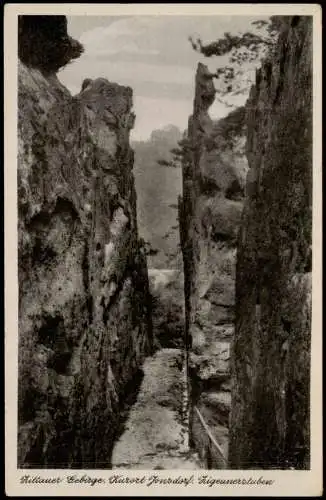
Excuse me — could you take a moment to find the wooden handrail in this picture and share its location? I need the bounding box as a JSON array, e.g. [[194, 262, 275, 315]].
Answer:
[[193, 405, 228, 466]]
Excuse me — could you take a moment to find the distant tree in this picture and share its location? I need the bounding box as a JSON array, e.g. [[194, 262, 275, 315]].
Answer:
[[157, 159, 173, 167], [157, 147, 184, 168], [157, 134, 196, 170], [157, 147, 182, 168], [189, 16, 284, 108], [142, 240, 159, 256]]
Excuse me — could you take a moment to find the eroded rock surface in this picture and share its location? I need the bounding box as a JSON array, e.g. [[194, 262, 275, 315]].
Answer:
[[229, 16, 312, 470], [18, 17, 153, 468]]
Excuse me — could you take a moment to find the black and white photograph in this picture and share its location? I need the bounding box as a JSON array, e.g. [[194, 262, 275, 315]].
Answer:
[[5, 3, 322, 496]]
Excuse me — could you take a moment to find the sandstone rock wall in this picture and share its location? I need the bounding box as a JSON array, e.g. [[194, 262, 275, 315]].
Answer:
[[179, 63, 248, 467], [229, 15, 312, 469], [18, 17, 153, 468]]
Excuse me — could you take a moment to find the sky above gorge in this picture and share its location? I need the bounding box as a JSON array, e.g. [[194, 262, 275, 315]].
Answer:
[[59, 15, 269, 140]]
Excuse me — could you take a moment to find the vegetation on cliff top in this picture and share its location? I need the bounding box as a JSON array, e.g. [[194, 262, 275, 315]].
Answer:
[[189, 16, 285, 107]]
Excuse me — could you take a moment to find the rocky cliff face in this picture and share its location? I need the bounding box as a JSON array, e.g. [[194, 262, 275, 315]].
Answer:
[[17, 16, 153, 468], [229, 16, 312, 470], [179, 63, 248, 467]]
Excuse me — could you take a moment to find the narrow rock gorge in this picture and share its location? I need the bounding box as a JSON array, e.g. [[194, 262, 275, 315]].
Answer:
[[179, 15, 312, 470], [18, 16, 153, 468], [16, 14, 313, 473]]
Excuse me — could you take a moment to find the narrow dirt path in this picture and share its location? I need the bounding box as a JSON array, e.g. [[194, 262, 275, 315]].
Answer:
[[111, 348, 203, 469]]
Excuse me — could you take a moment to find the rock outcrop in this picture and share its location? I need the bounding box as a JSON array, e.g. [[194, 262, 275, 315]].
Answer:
[[229, 16, 312, 469], [18, 16, 153, 468], [179, 63, 248, 467]]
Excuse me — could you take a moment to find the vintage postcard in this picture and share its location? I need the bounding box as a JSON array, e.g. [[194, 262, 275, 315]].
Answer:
[[4, 3, 322, 497]]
